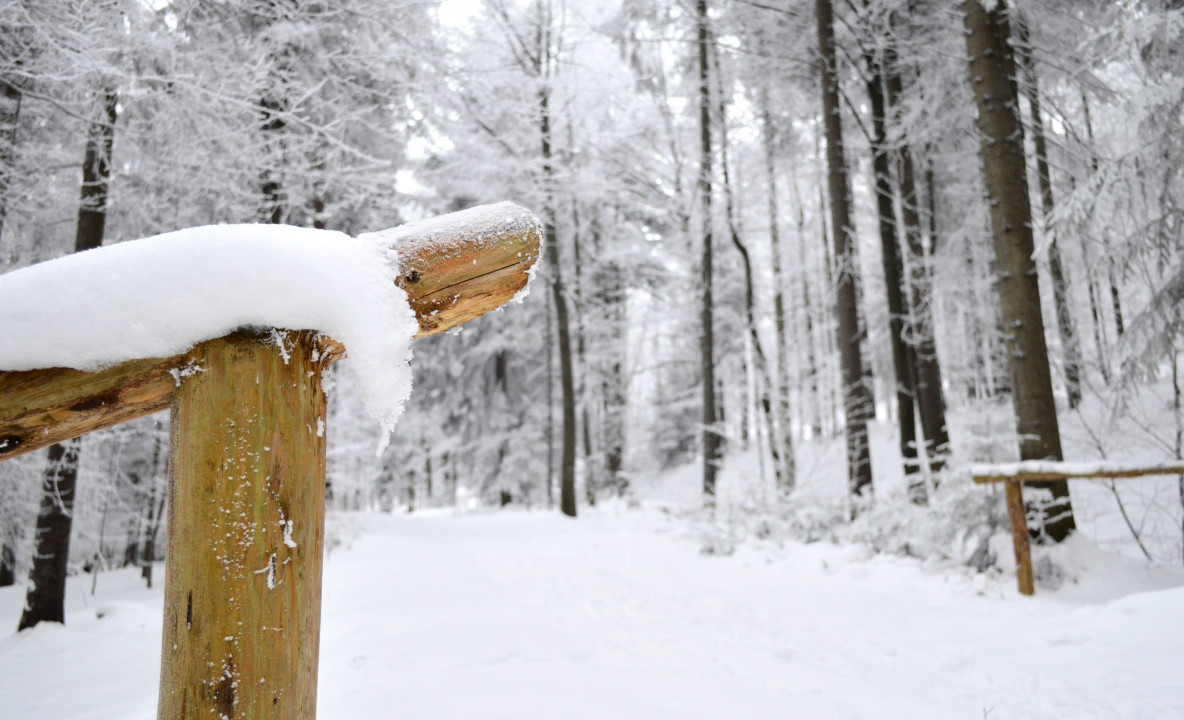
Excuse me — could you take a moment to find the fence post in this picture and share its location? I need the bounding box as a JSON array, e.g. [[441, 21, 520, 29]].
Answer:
[[157, 330, 329, 720], [1004, 478, 1034, 596]]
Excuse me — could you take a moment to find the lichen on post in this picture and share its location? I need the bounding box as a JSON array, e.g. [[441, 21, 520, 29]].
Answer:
[[158, 330, 329, 720]]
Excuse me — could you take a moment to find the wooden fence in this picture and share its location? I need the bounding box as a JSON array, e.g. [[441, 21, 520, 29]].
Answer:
[[972, 461, 1184, 596], [0, 203, 540, 719]]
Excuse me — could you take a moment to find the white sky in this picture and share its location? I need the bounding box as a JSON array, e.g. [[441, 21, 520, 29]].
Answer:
[[438, 0, 483, 30]]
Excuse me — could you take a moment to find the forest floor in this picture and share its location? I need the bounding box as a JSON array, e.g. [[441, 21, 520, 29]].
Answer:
[[1, 449, 1183, 719]]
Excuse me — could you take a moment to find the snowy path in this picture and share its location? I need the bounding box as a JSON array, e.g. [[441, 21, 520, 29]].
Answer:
[[1, 508, 1182, 719]]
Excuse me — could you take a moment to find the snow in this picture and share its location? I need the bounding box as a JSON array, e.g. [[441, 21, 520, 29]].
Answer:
[[0, 224, 418, 445], [969, 460, 1184, 479], [1, 500, 1181, 719], [358, 200, 539, 262]]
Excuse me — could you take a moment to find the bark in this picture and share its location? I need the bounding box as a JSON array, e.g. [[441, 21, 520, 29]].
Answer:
[[864, 45, 922, 497], [595, 217, 628, 497], [538, 28, 577, 518], [571, 201, 597, 506], [697, 0, 721, 507], [260, 95, 286, 224], [157, 332, 329, 720], [1014, 18, 1083, 409], [815, 131, 841, 438], [761, 96, 797, 496], [545, 285, 555, 508], [0, 543, 14, 587], [883, 50, 950, 477], [712, 43, 788, 495], [139, 432, 165, 588], [424, 439, 433, 505], [19, 88, 118, 631], [792, 184, 821, 439], [0, 78, 21, 244], [1081, 92, 1124, 339], [1174, 352, 1183, 566], [962, 0, 1075, 542], [817, 0, 874, 501]]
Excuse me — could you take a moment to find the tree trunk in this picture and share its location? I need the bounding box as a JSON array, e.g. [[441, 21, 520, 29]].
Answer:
[[761, 96, 797, 496], [883, 52, 950, 477], [545, 285, 555, 508], [817, 0, 874, 502], [596, 215, 628, 497], [1080, 92, 1124, 339], [571, 202, 597, 507], [712, 42, 787, 495], [697, 0, 721, 507], [864, 46, 922, 498], [962, 0, 1075, 542], [792, 183, 821, 439], [1014, 18, 1084, 409], [0, 543, 14, 587], [260, 96, 286, 224], [19, 87, 118, 630], [539, 38, 577, 518], [140, 432, 165, 588], [0, 78, 21, 244]]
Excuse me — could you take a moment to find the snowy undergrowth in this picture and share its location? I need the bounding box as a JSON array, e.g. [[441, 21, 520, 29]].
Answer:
[[635, 397, 1183, 598]]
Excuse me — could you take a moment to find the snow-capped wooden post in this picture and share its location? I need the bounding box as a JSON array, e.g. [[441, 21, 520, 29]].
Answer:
[[158, 330, 330, 719], [0, 202, 540, 720], [150, 205, 539, 720]]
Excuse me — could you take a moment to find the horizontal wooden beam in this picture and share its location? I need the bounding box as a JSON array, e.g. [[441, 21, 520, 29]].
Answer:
[[0, 203, 540, 461], [973, 464, 1184, 484]]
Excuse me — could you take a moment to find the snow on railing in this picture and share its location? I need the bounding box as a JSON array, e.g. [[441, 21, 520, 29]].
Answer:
[[0, 202, 540, 720], [968, 460, 1184, 597], [970, 460, 1184, 483]]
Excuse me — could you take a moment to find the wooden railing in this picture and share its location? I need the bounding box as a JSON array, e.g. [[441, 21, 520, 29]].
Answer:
[[0, 203, 541, 720], [972, 461, 1184, 596]]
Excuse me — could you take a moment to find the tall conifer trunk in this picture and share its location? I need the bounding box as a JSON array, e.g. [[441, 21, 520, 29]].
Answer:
[[1081, 93, 1124, 340], [537, 8, 576, 517], [864, 44, 921, 496], [0, 77, 21, 585], [962, 0, 1075, 542], [20, 88, 118, 630], [697, 0, 720, 507], [1014, 18, 1084, 408], [883, 49, 950, 476], [761, 96, 797, 495], [711, 41, 787, 494], [817, 0, 874, 501], [0, 78, 21, 245]]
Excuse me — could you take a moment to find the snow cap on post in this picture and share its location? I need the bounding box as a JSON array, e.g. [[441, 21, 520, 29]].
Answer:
[[0, 202, 541, 461]]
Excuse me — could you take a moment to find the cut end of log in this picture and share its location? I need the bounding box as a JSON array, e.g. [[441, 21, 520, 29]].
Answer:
[[365, 202, 542, 338]]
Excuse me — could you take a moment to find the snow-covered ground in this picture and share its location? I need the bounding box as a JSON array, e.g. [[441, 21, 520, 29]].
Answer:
[[1, 484, 1182, 719]]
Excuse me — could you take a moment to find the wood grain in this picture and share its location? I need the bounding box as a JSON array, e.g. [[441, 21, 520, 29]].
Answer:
[[1004, 479, 1034, 596], [157, 331, 328, 720], [0, 203, 540, 461]]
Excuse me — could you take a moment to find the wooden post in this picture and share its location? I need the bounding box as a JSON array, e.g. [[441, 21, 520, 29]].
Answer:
[[1003, 478, 1034, 596], [0, 203, 543, 717], [158, 330, 329, 720]]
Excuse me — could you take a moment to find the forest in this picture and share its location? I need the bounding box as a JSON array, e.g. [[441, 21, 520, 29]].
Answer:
[[0, 0, 1183, 716]]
